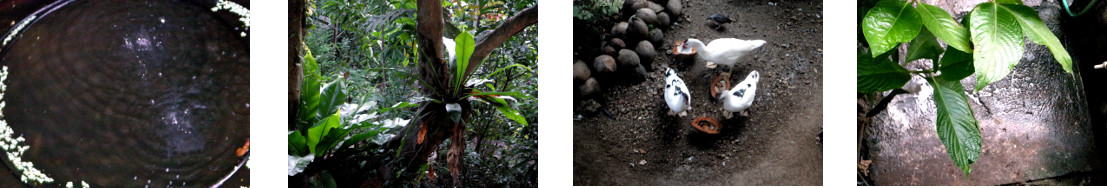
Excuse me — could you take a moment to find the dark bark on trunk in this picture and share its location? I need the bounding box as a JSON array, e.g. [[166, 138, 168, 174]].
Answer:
[[289, 0, 304, 130]]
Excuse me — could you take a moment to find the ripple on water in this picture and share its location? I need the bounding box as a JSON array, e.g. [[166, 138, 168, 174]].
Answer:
[[0, 0, 249, 186]]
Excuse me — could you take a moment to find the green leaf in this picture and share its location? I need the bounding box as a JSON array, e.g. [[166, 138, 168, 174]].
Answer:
[[858, 48, 911, 92], [454, 31, 477, 90], [307, 112, 341, 156], [303, 48, 321, 79], [463, 91, 534, 101], [969, 2, 1024, 91], [340, 124, 391, 149], [927, 75, 981, 177], [939, 47, 975, 80], [862, 0, 923, 57], [378, 101, 419, 114], [1002, 4, 1072, 74], [995, 0, 1023, 5], [318, 80, 347, 120], [491, 100, 528, 126], [299, 49, 323, 127], [289, 131, 309, 156], [905, 28, 945, 63], [300, 78, 322, 126], [916, 2, 973, 52], [318, 126, 351, 156]]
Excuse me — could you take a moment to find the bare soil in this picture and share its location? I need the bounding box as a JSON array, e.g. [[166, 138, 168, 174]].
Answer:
[[573, 0, 823, 185]]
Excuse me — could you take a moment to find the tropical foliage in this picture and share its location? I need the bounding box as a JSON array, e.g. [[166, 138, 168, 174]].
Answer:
[[857, 0, 1071, 177], [290, 0, 537, 187]]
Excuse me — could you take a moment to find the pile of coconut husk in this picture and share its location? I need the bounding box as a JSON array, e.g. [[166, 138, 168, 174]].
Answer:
[[575, 0, 684, 99]]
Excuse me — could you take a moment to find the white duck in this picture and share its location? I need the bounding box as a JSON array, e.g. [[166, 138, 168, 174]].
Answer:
[[719, 70, 759, 119], [664, 67, 691, 117], [679, 38, 766, 77]]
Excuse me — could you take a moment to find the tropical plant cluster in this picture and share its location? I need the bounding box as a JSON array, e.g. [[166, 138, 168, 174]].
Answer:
[[290, 0, 537, 187], [857, 0, 1071, 177]]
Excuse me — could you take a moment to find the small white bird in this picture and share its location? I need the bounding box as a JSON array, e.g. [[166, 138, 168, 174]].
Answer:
[[719, 70, 759, 119], [679, 38, 766, 77], [664, 67, 691, 117]]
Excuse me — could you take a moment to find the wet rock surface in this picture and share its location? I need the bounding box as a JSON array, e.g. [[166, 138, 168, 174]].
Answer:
[[862, 0, 1100, 185], [574, 0, 823, 185]]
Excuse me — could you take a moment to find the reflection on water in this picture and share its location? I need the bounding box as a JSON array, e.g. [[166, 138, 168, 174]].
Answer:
[[0, 0, 248, 187]]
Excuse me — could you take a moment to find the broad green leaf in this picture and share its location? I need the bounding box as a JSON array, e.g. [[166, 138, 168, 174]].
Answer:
[[939, 47, 975, 80], [969, 2, 1023, 91], [318, 80, 347, 120], [905, 28, 945, 63], [491, 100, 528, 126], [289, 131, 309, 156], [916, 3, 973, 52], [862, 0, 923, 57], [303, 49, 321, 79], [288, 154, 314, 176], [318, 126, 351, 156], [340, 125, 391, 149], [858, 48, 911, 92], [464, 91, 534, 101], [307, 112, 341, 156], [1003, 4, 1072, 74], [454, 31, 476, 89], [299, 77, 322, 126], [378, 101, 419, 114], [927, 75, 981, 177], [299, 49, 322, 127]]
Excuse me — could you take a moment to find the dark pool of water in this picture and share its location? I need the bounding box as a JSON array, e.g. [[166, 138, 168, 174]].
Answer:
[[0, 0, 249, 187]]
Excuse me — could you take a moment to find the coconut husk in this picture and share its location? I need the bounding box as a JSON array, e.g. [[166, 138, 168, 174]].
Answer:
[[710, 75, 731, 99], [691, 116, 721, 134]]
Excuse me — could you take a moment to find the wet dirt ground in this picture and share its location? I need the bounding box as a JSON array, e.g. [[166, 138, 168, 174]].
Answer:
[[573, 0, 823, 185]]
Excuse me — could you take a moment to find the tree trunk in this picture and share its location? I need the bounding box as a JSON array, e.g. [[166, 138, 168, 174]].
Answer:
[[288, 0, 304, 130]]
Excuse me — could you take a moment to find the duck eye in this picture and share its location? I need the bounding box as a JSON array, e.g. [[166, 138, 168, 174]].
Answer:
[[747, 84, 751, 87]]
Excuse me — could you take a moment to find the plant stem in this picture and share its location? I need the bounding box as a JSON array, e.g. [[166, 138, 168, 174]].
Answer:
[[1062, 0, 1099, 17]]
